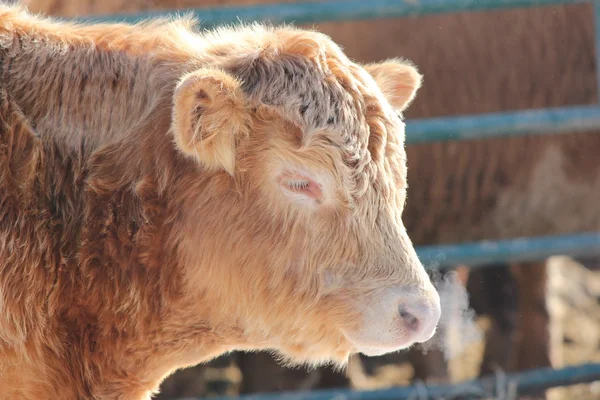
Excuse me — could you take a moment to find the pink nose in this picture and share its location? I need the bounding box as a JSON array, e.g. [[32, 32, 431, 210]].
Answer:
[[398, 300, 440, 342]]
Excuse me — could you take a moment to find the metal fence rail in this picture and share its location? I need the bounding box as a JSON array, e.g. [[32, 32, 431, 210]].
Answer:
[[77, 0, 590, 26], [418, 232, 600, 268], [209, 363, 600, 400], [406, 105, 600, 144]]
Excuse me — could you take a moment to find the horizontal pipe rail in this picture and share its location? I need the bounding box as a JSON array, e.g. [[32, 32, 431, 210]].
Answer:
[[206, 363, 600, 400], [406, 105, 600, 144], [74, 0, 591, 26], [416, 232, 600, 268]]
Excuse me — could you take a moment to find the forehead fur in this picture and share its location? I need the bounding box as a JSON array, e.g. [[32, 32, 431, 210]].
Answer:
[[199, 24, 404, 166], [234, 46, 360, 136]]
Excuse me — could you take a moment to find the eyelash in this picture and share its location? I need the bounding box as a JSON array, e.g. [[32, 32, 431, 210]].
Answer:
[[286, 179, 310, 190]]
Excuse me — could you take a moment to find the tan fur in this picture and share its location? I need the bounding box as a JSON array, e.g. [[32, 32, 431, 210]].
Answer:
[[0, 5, 439, 399], [31, 0, 599, 392]]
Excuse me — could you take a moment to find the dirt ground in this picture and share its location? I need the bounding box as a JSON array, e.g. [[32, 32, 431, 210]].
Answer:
[[159, 256, 600, 400]]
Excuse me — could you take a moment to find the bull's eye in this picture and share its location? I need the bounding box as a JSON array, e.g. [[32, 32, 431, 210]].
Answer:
[[286, 179, 310, 190], [277, 171, 324, 205]]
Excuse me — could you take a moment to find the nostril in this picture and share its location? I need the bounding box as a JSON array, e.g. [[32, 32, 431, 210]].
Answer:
[[398, 307, 420, 332]]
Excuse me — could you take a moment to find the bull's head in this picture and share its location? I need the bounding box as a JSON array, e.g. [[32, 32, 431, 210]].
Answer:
[[170, 25, 441, 366]]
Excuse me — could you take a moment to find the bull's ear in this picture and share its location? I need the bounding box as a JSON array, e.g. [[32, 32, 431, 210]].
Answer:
[[364, 59, 422, 112], [171, 68, 249, 176]]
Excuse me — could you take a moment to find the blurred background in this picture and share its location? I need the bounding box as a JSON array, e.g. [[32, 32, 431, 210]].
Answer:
[[15, 0, 600, 399]]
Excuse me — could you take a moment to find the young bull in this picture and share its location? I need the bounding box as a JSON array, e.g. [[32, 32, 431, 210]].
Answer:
[[0, 5, 441, 399]]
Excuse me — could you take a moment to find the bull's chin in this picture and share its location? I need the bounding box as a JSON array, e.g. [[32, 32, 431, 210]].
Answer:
[[354, 344, 413, 357], [273, 344, 352, 368], [342, 331, 416, 357]]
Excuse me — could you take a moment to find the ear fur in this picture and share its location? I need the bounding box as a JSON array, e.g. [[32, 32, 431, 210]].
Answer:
[[171, 68, 250, 176], [364, 59, 423, 111]]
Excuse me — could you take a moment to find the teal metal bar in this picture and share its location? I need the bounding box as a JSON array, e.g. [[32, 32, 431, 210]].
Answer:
[[416, 232, 600, 268], [74, 0, 589, 26], [205, 363, 600, 400], [405, 105, 600, 144]]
